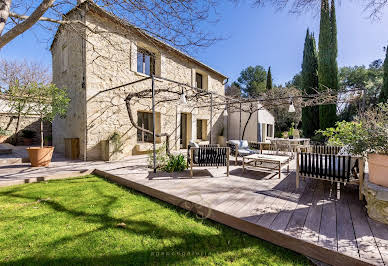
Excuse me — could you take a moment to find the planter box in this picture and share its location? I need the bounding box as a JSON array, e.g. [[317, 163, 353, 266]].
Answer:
[[368, 153, 388, 187], [363, 175, 388, 225]]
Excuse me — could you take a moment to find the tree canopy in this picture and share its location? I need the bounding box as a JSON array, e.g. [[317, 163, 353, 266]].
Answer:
[[301, 29, 320, 137], [379, 47, 388, 103], [237, 65, 267, 97]]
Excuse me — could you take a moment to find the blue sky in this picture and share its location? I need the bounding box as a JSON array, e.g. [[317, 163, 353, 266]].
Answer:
[[1, 1, 387, 85]]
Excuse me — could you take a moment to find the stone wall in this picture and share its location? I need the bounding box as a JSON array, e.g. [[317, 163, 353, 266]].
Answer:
[[0, 113, 52, 145], [52, 10, 87, 159], [51, 6, 226, 161]]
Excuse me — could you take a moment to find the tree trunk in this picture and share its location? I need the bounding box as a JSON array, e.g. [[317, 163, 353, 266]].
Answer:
[[0, 0, 12, 36], [0, 0, 55, 49], [40, 116, 43, 148], [13, 111, 21, 145], [242, 112, 253, 140]]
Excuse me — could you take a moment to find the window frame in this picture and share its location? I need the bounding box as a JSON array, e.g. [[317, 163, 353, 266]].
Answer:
[[137, 48, 156, 76], [197, 119, 203, 140], [62, 45, 68, 73], [137, 111, 154, 143], [266, 124, 274, 138], [195, 72, 203, 89]]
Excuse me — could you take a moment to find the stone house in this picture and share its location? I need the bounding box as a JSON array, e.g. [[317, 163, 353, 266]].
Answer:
[[51, 0, 227, 160], [228, 102, 275, 143]]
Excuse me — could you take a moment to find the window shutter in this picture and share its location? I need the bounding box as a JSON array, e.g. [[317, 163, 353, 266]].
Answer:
[[130, 42, 137, 72]]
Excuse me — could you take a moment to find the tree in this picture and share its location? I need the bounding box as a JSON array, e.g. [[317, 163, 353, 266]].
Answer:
[[286, 73, 302, 89], [301, 29, 320, 137], [0, 59, 50, 144], [339, 62, 383, 121], [237, 65, 267, 97], [252, 0, 387, 18], [266, 66, 273, 91], [28, 83, 70, 148], [380, 47, 388, 103], [318, 0, 338, 130], [225, 82, 241, 97], [0, 0, 221, 50]]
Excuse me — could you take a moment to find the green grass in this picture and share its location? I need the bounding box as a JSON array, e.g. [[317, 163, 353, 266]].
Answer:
[[0, 175, 309, 265]]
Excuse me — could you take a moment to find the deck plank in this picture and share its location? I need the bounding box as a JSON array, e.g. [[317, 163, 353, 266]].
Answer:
[[367, 217, 388, 265], [336, 184, 359, 259], [300, 180, 324, 244], [318, 181, 337, 251], [269, 177, 308, 232], [285, 179, 317, 238], [256, 177, 297, 228], [348, 186, 384, 265]]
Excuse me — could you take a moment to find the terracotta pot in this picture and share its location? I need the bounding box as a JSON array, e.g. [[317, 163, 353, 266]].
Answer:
[[217, 136, 226, 146], [23, 138, 33, 146], [0, 135, 8, 143], [26, 147, 54, 167], [368, 153, 388, 187]]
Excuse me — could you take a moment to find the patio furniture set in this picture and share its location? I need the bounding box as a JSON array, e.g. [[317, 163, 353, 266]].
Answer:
[[187, 139, 365, 200]]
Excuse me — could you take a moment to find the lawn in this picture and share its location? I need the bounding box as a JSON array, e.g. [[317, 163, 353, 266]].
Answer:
[[0, 175, 309, 265]]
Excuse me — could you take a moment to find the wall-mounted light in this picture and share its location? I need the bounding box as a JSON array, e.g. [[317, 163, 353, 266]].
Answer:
[[288, 98, 295, 113], [180, 87, 187, 105]]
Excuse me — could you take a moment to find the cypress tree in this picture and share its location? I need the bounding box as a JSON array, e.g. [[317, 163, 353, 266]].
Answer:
[[318, 0, 338, 130], [379, 47, 388, 103], [301, 29, 320, 137], [266, 66, 272, 91]]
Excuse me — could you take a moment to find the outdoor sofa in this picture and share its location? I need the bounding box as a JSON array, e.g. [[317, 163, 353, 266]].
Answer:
[[187, 142, 230, 177], [227, 140, 261, 165], [296, 146, 365, 200]]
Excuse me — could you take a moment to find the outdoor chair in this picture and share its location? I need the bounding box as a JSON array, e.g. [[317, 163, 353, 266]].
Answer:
[[270, 139, 294, 158], [187, 142, 230, 177], [227, 140, 260, 165], [296, 150, 365, 200]]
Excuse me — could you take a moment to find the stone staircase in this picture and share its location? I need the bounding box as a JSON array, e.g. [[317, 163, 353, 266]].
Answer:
[[0, 143, 26, 165]]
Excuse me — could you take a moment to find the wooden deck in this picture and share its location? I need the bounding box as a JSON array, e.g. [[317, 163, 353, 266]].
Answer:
[[1, 154, 387, 265], [93, 156, 388, 266]]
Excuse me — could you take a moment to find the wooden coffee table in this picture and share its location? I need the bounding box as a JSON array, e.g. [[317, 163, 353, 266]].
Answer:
[[242, 154, 290, 179]]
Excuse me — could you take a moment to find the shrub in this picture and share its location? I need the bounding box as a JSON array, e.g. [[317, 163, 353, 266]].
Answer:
[[148, 144, 169, 169], [22, 130, 36, 139], [163, 154, 187, 172], [317, 103, 388, 155]]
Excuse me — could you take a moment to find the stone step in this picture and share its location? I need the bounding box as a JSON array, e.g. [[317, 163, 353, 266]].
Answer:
[[0, 148, 12, 154], [0, 157, 23, 165]]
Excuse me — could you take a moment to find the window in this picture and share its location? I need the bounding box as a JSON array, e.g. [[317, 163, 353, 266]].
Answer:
[[196, 119, 207, 140], [62, 45, 68, 72], [266, 124, 274, 138], [197, 119, 203, 140], [195, 73, 203, 89], [137, 48, 155, 75], [137, 111, 153, 143]]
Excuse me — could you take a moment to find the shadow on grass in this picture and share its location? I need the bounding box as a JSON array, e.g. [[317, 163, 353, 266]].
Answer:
[[0, 176, 306, 265]]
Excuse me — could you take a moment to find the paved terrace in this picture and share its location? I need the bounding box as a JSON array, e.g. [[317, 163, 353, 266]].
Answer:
[[0, 153, 387, 265]]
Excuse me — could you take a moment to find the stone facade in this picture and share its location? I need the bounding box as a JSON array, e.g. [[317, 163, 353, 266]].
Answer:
[[0, 98, 51, 145], [363, 175, 388, 224], [51, 2, 227, 161]]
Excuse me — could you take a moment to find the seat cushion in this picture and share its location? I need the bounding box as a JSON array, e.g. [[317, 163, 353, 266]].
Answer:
[[229, 140, 240, 146], [240, 140, 249, 149], [189, 140, 199, 148]]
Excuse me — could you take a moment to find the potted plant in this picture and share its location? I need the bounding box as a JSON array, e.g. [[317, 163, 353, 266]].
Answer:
[[0, 128, 11, 143], [21, 130, 36, 146], [288, 122, 295, 139], [25, 83, 70, 167], [217, 127, 226, 146], [318, 103, 388, 187]]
